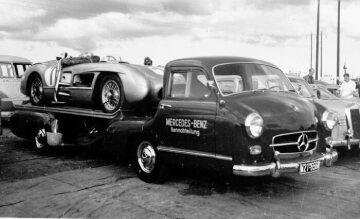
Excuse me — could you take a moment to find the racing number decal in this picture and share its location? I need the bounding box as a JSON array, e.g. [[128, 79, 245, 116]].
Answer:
[[165, 118, 207, 137], [44, 66, 57, 86]]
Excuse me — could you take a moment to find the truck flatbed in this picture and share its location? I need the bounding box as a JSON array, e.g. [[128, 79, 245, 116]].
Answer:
[[14, 103, 121, 119]]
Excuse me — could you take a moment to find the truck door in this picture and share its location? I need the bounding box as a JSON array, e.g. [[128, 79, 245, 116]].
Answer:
[[155, 69, 217, 167]]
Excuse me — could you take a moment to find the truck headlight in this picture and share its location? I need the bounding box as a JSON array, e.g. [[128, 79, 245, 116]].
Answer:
[[321, 110, 339, 131], [245, 113, 264, 138]]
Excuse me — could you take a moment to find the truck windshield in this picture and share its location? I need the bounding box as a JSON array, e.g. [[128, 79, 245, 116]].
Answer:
[[213, 63, 294, 95]]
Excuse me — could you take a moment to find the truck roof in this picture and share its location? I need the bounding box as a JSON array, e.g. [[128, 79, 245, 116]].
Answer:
[[167, 56, 277, 70], [0, 55, 32, 63]]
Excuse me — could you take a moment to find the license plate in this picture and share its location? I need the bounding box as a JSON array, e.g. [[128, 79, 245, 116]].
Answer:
[[299, 160, 320, 174]]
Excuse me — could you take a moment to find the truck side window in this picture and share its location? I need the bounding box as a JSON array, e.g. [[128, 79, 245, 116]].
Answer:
[[169, 71, 211, 99]]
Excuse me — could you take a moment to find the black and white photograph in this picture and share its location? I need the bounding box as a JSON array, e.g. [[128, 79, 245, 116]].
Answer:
[[1, 0, 360, 218]]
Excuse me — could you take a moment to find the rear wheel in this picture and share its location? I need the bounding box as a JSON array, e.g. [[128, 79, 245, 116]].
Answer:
[[99, 75, 123, 113], [133, 139, 169, 183], [29, 75, 46, 105]]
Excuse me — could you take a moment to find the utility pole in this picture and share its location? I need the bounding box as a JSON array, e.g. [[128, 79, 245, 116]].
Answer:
[[0, 98, 2, 136], [320, 32, 323, 79], [315, 0, 320, 80], [336, 0, 341, 85], [310, 32, 313, 70]]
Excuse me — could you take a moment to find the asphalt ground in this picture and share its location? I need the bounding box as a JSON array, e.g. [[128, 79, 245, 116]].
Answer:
[[1, 127, 360, 218]]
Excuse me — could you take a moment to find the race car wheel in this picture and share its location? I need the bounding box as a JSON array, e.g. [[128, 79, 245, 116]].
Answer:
[[34, 128, 48, 152], [99, 75, 123, 113], [134, 139, 169, 183], [29, 75, 46, 106]]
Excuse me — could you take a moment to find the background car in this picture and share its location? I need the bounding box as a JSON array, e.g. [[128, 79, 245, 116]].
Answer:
[[20, 56, 163, 114], [288, 76, 360, 150], [0, 55, 32, 119], [314, 80, 340, 96]]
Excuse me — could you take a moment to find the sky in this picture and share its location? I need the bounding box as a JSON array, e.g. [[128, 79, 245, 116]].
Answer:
[[0, 0, 359, 82]]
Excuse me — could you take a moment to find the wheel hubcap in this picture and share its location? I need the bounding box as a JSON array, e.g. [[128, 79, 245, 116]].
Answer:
[[31, 78, 43, 103], [102, 80, 120, 111], [137, 141, 156, 173]]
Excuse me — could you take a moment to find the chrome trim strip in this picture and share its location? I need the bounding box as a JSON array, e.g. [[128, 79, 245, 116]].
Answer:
[[157, 146, 232, 161], [215, 154, 233, 161], [58, 92, 70, 96], [68, 87, 93, 90], [269, 138, 318, 147]]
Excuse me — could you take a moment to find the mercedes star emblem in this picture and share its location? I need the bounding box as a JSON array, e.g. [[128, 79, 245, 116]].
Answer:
[[297, 133, 309, 152]]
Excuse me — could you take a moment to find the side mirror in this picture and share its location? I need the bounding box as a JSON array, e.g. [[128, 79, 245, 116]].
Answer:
[[207, 81, 217, 92], [206, 80, 220, 99], [297, 85, 303, 96]]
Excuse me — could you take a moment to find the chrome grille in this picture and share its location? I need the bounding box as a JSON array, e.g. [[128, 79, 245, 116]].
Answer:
[[350, 109, 360, 139], [270, 131, 318, 154]]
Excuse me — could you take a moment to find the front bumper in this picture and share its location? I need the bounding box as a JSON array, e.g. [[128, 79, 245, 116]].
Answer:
[[329, 124, 360, 149], [233, 149, 338, 177], [326, 137, 360, 149]]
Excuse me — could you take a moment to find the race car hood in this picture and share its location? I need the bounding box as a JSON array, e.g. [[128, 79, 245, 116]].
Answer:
[[223, 91, 318, 132]]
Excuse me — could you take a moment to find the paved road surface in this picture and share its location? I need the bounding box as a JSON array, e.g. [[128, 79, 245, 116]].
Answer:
[[1, 129, 360, 218]]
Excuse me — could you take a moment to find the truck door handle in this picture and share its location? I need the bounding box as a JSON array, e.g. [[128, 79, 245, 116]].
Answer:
[[159, 104, 172, 109]]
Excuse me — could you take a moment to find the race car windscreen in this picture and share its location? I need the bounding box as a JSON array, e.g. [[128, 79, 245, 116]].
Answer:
[[213, 63, 294, 95]]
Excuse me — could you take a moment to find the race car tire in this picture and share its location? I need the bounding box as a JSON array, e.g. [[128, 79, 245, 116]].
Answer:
[[29, 75, 47, 106], [99, 75, 123, 113], [133, 139, 169, 183]]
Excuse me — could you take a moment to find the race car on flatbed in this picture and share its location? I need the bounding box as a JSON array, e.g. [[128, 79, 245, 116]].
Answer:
[[20, 56, 163, 114], [11, 56, 339, 183]]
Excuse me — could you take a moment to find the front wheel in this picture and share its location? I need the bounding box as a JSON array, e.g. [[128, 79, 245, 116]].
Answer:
[[99, 75, 123, 113], [133, 139, 169, 183]]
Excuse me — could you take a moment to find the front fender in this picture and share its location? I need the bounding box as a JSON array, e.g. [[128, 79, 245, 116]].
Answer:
[[103, 118, 148, 155]]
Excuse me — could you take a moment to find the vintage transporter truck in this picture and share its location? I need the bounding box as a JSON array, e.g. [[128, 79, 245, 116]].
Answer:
[[10, 56, 339, 183]]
